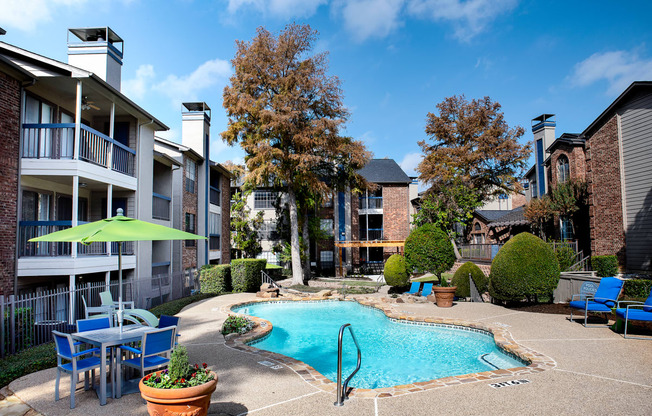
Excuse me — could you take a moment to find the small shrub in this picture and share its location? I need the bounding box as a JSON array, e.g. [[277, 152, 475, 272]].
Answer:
[[221, 315, 255, 335], [265, 263, 283, 280], [591, 255, 618, 277], [144, 347, 214, 389], [404, 224, 456, 277], [554, 244, 576, 272], [169, 345, 191, 382], [623, 279, 652, 299], [451, 262, 488, 297], [489, 232, 560, 302], [231, 259, 267, 292], [384, 254, 409, 287], [199, 264, 231, 294]]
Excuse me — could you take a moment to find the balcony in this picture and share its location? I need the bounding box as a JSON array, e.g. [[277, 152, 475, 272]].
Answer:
[[19, 221, 134, 258], [360, 228, 383, 241], [152, 193, 171, 221], [359, 196, 383, 210], [22, 123, 135, 176]]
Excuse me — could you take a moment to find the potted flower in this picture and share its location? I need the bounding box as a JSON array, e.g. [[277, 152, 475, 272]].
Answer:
[[139, 346, 217, 416], [432, 275, 457, 308], [221, 314, 254, 339]]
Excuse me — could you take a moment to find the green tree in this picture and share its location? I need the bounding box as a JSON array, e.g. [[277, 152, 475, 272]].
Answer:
[[549, 179, 588, 238], [418, 95, 531, 202], [222, 24, 370, 285], [524, 196, 553, 240], [230, 189, 264, 259]]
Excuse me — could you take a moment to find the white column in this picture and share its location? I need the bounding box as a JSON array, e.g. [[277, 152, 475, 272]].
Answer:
[[69, 274, 75, 324], [108, 102, 115, 170], [74, 81, 82, 160], [105, 271, 110, 291], [72, 175, 79, 258], [107, 184, 113, 255]]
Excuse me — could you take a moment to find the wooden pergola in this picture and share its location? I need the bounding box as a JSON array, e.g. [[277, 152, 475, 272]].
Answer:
[[333, 240, 405, 277]]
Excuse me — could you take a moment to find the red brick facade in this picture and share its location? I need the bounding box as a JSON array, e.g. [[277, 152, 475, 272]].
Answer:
[[182, 155, 199, 271], [382, 184, 409, 257], [220, 172, 231, 264], [0, 71, 20, 296], [585, 114, 626, 265], [548, 145, 586, 186]]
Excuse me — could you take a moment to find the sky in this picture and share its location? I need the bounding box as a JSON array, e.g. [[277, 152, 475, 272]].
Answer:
[[2, 0, 652, 183]]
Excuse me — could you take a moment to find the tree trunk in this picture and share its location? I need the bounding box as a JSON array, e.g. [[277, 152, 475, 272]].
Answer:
[[450, 238, 461, 260], [302, 207, 311, 282], [287, 189, 304, 286]]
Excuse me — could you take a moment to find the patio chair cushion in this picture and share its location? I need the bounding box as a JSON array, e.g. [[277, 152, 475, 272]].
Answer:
[[592, 277, 623, 307], [615, 308, 652, 322], [569, 300, 613, 313]]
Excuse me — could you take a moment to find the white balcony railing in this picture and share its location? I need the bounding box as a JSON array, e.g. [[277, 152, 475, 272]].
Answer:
[[22, 123, 136, 176]]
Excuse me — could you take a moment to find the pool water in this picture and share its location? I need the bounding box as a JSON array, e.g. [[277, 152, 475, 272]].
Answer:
[[233, 301, 524, 389]]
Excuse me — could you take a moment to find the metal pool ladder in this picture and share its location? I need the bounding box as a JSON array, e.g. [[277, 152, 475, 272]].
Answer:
[[334, 323, 362, 406]]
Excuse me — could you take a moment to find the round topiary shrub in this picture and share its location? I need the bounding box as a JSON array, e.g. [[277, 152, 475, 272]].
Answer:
[[451, 262, 488, 297], [489, 232, 560, 302], [384, 254, 409, 287], [404, 224, 456, 277]]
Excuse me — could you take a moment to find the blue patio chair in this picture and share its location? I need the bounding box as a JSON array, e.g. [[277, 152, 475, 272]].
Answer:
[[615, 288, 652, 340], [52, 330, 102, 409], [158, 315, 181, 345], [421, 283, 434, 297], [118, 326, 176, 380], [76, 317, 114, 388], [405, 282, 421, 295], [569, 277, 624, 327]]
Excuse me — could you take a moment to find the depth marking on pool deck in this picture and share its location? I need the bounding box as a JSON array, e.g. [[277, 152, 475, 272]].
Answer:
[[489, 379, 531, 389]]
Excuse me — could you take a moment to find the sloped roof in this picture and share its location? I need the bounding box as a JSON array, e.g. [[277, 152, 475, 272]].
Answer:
[[489, 206, 528, 227], [358, 159, 411, 184], [476, 210, 513, 222]]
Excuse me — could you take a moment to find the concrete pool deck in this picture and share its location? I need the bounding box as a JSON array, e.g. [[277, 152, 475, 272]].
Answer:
[[5, 291, 652, 415]]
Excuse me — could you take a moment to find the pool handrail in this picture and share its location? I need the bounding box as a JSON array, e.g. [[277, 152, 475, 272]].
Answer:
[[334, 323, 362, 406]]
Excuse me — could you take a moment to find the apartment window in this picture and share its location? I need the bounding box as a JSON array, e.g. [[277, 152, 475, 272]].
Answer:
[[258, 220, 279, 241], [185, 213, 196, 247], [185, 158, 196, 194], [320, 251, 334, 269], [254, 190, 276, 209], [557, 155, 570, 184], [474, 223, 481, 231], [560, 216, 574, 241], [320, 219, 334, 236], [257, 251, 280, 265]]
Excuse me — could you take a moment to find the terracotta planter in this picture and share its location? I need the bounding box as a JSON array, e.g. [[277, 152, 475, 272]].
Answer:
[[139, 371, 218, 416], [433, 286, 457, 307]]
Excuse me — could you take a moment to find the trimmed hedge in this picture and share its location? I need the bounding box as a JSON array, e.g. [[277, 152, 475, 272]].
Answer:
[[489, 232, 560, 302], [404, 224, 456, 277], [451, 262, 488, 298], [623, 279, 652, 299], [384, 254, 409, 287], [199, 264, 231, 294], [591, 255, 618, 277], [554, 244, 576, 272], [232, 259, 267, 292], [265, 264, 283, 281]]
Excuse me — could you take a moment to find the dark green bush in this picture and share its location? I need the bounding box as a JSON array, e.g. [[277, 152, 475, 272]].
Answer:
[[384, 254, 409, 287], [265, 264, 283, 281], [489, 232, 560, 302], [0, 342, 56, 388], [623, 279, 652, 299], [404, 224, 456, 277], [451, 262, 488, 297], [149, 293, 214, 318], [554, 244, 576, 272], [591, 255, 618, 277], [231, 259, 267, 292], [199, 264, 231, 294]]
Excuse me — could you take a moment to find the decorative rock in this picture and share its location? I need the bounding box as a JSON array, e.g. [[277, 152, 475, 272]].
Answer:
[[315, 289, 332, 298], [426, 294, 437, 302], [395, 297, 404, 303], [224, 333, 239, 341]]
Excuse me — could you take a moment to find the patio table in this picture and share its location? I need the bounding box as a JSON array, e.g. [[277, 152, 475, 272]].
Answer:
[[71, 324, 156, 405]]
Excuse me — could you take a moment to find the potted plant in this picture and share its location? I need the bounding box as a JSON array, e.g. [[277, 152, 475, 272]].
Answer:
[[433, 275, 457, 308], [139, 346, 217, 416]]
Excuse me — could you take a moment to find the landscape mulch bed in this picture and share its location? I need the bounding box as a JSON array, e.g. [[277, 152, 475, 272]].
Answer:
[[507, 302, 571, 315]]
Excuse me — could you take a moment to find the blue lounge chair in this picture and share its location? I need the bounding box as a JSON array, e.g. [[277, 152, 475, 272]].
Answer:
[[615, 288, 652, 340], [569, 277, 623, 327], [405, 282, 421, 295], [421, 283, 434, 297]]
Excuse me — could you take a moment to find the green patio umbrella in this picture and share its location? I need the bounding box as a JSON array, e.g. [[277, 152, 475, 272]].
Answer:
[[29, 208, 206, 331]]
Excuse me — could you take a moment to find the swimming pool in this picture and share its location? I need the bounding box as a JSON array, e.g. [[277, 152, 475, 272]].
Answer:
[[232, 301, 525, 389]]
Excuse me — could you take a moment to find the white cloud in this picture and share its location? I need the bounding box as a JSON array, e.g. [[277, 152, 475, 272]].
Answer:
[[568, 49, 652, 96], [122, 64, 155, 101], [336, 0, 405, 42], [154, 59, 232, 107], [0, 0, 88, 31], [227, 0, 327, 18], [399, 152, 422, 176], [406, 0, 519, 42]]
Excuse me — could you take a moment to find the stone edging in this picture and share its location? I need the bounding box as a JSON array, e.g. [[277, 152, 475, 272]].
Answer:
[[222, 297, 557, 399]]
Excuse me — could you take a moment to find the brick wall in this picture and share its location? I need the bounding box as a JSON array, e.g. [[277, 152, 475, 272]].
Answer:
[[549, 144, 586, 185], [382, 184, 409, 258], [182, 155, 198, 270], [0, 72, 20, 296], [585, 114, 626, 266], [220, 172, 231, 264], [512, 193, 527, 209]]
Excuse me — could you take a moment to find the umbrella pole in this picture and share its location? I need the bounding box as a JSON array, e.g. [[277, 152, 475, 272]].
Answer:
[[118, 241, 123, 333]]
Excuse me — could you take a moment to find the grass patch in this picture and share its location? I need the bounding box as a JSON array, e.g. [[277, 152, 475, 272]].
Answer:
[[0, 342, 56, 388], [316, 279, 380, 287], [412, 273, 453, 283], [288, 285, 323, 293], [149, 293, 215, 318]]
